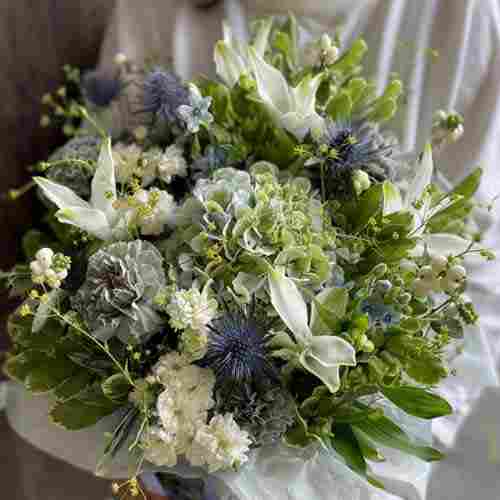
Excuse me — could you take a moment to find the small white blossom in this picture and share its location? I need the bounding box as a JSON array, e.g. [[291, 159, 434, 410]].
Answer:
[[302, 34, 339, 68], [158, 145, 188, 183], [129, 188, 177, 236], [112, 143, 143, 184], [30, 248, 70, 289], [166, 284, 217, 333], [187, 413, 252, 472], [432, 110, 464, 150], [413, 258, 466, 296]]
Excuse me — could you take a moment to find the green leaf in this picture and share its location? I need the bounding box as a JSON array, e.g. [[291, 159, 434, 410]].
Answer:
[[326, 91, 352, 121], [381, 386, 453, 419], [342, 183, 384, 232], [352, 411, 444, 462], [352, 427, 385, 462], [427, 168, 482, 231], [5, 349, 77, 393], [102, 373, 132, 403], [54, 370, 94, 401], [311, 287, 348, 335], [331, 424, 385, 489], [332, 39, 368, 74], [50, 385, 120, 430]]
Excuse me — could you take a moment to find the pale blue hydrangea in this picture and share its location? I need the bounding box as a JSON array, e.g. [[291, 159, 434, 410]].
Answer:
[[361, 300, 401, 328]]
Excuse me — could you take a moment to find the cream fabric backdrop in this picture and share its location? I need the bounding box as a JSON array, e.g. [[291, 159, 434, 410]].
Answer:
[[6, 1, 500, 498]]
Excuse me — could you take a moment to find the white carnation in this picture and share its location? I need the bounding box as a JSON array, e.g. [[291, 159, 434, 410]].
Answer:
[[142, 352, 216, 466], [187, 413, 252, 472], [166, 285, 217, 332], [142, 425, 178, 467]]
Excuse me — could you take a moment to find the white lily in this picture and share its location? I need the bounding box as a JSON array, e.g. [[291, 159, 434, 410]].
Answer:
[[35, 138, 124, 241], [383, 144, 477, 258], [268, 268, 356, 393], [249, 48, 326, 140], [214, 18, 273, 88]]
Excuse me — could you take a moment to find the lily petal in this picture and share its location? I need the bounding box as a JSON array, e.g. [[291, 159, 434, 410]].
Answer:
[[291, 74, 323, 116], [249, 47, 293, 114], [406, 143, 433, 208], [300, 353, 342, 393], [308, 335, 356, 367], [268, 268, 311, 343], [34, 177, 90, 211], [91, 138, 117, 220], [252, 17, 273, 58], [56, 207, 112, 240], [214, 41, 247, 88], [383, 181, 404, 215]]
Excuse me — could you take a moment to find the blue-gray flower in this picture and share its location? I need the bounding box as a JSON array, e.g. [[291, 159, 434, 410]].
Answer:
[[361, 300, 401, 328], [177, 84, 214, 133], [72, 240, 166, 344]]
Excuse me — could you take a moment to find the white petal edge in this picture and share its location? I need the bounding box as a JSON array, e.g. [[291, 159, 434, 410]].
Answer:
[[300, 353, 342, 393], [34, 177, 90, 211], [308, 335, 356, 367], [268, 268, 311, 343], [249, 47, 292, 114], [406, 143, 433, 208], [56, 207, 112, 240], [91, 138, 116, 217]]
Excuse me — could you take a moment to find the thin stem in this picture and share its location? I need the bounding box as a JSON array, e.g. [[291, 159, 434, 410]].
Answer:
[[50, 306, 135, 386]]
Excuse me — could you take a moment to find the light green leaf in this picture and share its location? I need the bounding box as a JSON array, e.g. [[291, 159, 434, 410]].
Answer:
[[381, 386, 453, 419], [352, 413, 444, 462], [311, 287, 348, 334]]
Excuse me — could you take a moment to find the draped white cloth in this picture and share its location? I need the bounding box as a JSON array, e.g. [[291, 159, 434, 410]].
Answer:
[[6, 1, 500, 498]]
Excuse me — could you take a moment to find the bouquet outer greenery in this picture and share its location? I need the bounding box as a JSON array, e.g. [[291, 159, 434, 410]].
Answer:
[[2, 14, 494, 498]]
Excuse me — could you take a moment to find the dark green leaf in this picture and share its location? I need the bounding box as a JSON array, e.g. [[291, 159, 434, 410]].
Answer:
[[5, 349, 78, 393], [381, 386, 453, 419], [331, 424, 385, 489], [54, 370, 94, 401]]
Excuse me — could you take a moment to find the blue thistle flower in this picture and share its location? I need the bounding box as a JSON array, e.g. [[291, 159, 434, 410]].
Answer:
[[82, 70, 123, 108], [198, 305, 278, 392], [142, 69, 189, 124], [321, 120, 397, 199]]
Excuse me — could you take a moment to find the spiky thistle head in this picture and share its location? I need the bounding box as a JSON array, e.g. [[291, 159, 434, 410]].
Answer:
[[197, 303, 279, 394], [142, 69, 189, 124], [321, 120, 397, 199]]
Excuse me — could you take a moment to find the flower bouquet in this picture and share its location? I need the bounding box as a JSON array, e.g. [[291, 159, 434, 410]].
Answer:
[[2, 14, 494, 500]]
